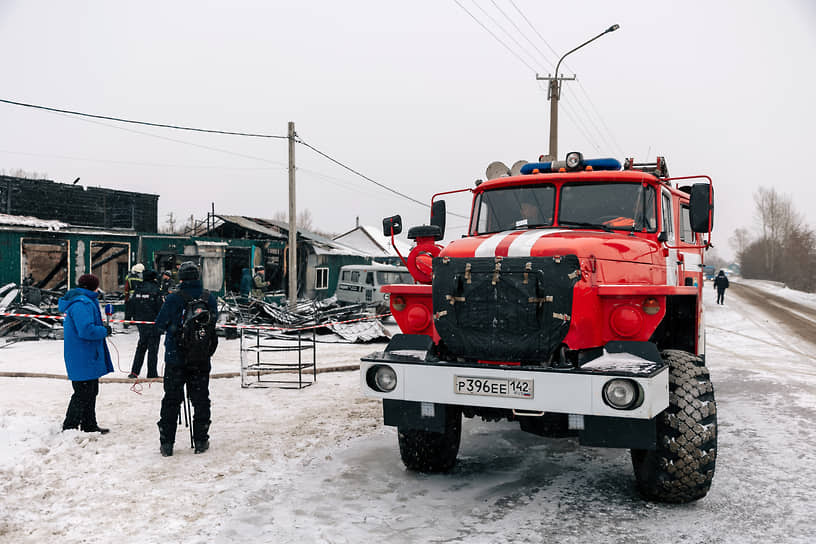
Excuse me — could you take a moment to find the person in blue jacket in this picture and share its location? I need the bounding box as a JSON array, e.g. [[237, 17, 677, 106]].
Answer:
[[58, 273, 113, 433], [154, 261, 218, 457]]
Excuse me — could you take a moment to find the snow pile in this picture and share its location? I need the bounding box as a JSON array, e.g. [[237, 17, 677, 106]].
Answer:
[[0, 212, 68, 231], [736, 278, 816, 311]]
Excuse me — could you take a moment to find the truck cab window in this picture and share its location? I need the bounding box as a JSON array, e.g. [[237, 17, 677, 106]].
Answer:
[[679, 205, 692, 242], [559, 183, 656, 231], [662, 192, 674, 241], [472, 185, 555, 234]]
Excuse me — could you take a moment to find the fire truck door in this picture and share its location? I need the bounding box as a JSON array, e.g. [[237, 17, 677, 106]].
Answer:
[[662, 191, 678, 285]]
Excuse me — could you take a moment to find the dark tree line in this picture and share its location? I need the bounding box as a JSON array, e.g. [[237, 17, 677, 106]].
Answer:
[[731, 187, 816, 292]]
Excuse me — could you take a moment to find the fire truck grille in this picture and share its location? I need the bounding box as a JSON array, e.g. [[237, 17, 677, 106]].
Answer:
[[432, 255, 580, 363]]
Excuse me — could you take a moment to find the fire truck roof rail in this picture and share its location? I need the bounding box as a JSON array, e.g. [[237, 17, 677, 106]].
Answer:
[[623, 156, 669, 179]]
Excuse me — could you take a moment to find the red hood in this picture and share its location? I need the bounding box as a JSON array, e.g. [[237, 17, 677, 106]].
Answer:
[[440, 228, 661, 264]]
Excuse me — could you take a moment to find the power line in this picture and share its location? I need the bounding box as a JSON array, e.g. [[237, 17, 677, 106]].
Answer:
[[0, 98, 287, 139], [295, 137, 428, 209], [471, 0, 542, 71], [296, 137, 469, 219], [488, 0, 556, 69], [506, 1, 624, 156], [451, 0, 538, 73], [56, 112, 289, 166], [574, 80, 626, 157], [1, 96, 467, 216], [454, 1, 607, 153]]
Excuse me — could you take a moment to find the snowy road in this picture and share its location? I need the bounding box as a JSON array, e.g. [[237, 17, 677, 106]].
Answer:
[[1, 281, 815, 543]]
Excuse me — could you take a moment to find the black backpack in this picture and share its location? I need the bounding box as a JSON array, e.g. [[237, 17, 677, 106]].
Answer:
[[176, 290, 218, 363]]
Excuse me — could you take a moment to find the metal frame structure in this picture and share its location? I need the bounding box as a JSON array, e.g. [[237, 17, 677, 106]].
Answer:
[[239, 326, 316, 389]]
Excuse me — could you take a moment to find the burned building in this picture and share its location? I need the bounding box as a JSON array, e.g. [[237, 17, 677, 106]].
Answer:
[[0, 175, 158, 232]]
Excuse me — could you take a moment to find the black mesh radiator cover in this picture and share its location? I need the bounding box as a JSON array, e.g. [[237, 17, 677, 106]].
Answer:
[[432, 255, 580, 363]]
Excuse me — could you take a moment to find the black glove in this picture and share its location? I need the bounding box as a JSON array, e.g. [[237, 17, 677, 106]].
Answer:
[[105, 325, 113, 337]]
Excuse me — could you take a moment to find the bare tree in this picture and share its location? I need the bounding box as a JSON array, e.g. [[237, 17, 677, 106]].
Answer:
[[0, 168, 49, 179], [741, 187, 815, 292], [729, 227, 751, 256], [273, 209, 314, 230], [753, 187, 802, 275], [297, 209, 313, 231]]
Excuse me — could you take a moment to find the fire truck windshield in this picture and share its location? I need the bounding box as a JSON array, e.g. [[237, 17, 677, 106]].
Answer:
[[470, 185, 555, 234], [559, 182, 657, 232]]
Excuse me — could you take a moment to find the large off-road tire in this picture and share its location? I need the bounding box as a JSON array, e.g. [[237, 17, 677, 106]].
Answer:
[[398, 407, 462, 473], [631, 349, 717, 503]]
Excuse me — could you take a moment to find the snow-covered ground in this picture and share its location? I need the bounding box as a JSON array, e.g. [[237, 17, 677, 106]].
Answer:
[[1, 287, 815, 543]]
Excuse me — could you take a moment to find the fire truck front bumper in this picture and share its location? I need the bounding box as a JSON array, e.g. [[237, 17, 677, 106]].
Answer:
[[361, 335, 669, 420]]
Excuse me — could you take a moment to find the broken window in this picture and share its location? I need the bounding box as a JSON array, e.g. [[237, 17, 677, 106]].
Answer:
[[315, 267, 329, 290], [90, 241, 130, 294], [21, 238, 69, 291]]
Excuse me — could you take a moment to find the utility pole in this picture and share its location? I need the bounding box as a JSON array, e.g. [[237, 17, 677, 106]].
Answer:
[[287, 121, 297, 310], [535, 24, 619, 161], [535, 72, 575, 161]]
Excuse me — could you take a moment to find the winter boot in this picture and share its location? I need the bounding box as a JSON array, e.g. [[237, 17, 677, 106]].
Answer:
[[82, 425, 110, 434], [160, 442, 174, 457], [194, 439, 209, 454]]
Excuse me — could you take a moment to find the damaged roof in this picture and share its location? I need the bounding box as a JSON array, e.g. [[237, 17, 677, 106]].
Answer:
[[214, 215, 369, 257]]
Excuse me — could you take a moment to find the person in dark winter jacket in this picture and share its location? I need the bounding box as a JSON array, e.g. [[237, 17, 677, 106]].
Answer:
[[123, 263, 145, 327], [159, 270, 175, 298], [58, 273, 114, 434], [128, 270, 164, 379], [154, 261, 218, 457], [713, 270, 730, 305]]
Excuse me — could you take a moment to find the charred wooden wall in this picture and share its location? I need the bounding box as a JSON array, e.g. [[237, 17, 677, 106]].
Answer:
[[0, 176, 158, 232]]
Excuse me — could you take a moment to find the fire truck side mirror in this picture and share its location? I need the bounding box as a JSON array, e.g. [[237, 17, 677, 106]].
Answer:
[[430, 200, 447, 240], [382, 215, 403, 237], [689, 183, 713, 233]]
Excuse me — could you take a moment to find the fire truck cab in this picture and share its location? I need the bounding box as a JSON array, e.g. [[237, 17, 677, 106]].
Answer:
[[361, 152, 717, 503]]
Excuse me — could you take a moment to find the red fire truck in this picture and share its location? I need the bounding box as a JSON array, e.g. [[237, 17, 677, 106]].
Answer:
[[361, 152, 716, 503]]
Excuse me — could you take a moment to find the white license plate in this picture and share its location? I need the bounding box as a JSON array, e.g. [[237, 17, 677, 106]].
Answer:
[[454, 375, 534, 399]]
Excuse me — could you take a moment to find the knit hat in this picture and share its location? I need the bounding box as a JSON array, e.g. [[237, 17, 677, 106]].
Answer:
[[132, 263, 145, 274], [178, 261, 200, 281], [77, 274, 100, 291]]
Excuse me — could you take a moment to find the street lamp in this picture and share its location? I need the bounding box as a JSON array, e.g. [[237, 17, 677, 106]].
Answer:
[[536, 24, 619, 161]]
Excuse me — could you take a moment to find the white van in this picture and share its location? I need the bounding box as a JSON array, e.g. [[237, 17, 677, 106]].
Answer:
[[336, 263, 413, 311]]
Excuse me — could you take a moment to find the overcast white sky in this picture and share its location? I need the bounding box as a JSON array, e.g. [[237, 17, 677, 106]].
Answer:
[[1, 1, 814, 259]]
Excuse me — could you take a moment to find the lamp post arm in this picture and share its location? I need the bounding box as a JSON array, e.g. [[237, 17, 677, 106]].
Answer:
[[555, 24, 619, 77]]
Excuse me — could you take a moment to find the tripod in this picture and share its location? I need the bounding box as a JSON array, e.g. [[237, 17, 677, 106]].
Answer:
[[178, 383, 194, 449]]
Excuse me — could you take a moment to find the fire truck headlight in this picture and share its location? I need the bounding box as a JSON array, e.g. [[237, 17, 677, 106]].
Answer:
[[367, 365, 397, 392], [391, 295, 407, 312], [642, 297, 660, 315], [602, 379, 641, 410], [565, 152, 584, 170]]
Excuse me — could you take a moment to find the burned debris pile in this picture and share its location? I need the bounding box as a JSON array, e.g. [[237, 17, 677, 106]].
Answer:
[[0, 282, 64, 343], [219, 294, 390, 343], [1, 283, 390, 345]]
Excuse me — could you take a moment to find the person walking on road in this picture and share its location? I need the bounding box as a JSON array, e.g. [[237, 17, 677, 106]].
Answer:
[[714, 270, 730, 305], [58, 273, 114, 434], [128, 270, 163, 379], [154, 261, 218, 457]]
